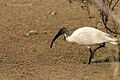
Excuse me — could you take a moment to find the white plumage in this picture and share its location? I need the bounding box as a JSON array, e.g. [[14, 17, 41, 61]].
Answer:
[[66, 27, 117, 45], [50, 27, 118, 64]]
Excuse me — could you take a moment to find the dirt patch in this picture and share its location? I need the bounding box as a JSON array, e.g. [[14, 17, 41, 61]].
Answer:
[[0, 0, 120, 80]]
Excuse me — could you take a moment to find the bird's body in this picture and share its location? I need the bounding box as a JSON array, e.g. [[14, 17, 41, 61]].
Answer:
[[66, 27, 117, 45], [50, 27, 118, 64]]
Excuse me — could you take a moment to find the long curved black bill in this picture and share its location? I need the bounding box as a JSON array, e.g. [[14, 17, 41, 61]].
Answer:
[[50, 32, 62, 48]]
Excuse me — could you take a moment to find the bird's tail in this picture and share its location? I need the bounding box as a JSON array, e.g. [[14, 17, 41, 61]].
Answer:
[[109, 37, 118, 45], [109, 42, 118, 45]]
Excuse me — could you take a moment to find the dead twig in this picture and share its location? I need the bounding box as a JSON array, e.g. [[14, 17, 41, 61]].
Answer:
[[100, 0, 120, 34], [111, 0, 119, 11]]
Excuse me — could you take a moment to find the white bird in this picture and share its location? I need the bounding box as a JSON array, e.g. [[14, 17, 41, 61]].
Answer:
[[50, 27, 118, 64]]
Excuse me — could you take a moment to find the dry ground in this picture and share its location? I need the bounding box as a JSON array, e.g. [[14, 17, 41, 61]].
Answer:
[[0, 0, 120, 80]]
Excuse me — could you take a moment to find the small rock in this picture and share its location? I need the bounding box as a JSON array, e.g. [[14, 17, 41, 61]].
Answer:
[[24, 30, 38, 36], [48, 11, 57, 16]]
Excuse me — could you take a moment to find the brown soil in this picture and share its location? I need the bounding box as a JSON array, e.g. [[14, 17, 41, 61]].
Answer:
[[0, 0, 120, 80]]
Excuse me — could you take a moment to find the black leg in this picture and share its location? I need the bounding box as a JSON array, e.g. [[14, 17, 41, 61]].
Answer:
[[88, 48, 93, 64], [88, 43, 106, 64], [92, 43, 106, 59]]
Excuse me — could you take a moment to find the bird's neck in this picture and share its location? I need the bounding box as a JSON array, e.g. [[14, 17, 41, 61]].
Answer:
[[64, 31, 70, 37], [64, 32, 74, 42]]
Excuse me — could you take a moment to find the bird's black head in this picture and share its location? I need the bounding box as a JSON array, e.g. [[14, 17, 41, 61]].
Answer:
[[50, 27, 69, 48]]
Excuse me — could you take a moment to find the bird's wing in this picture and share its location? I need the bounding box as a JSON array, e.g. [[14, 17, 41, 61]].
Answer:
[[71, 31, 114, 45], [71, 27, 117, 45]]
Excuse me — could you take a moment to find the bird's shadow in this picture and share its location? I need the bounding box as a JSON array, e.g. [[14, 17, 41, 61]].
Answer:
[[92, 58, 120, 64], [92, 58, 110, 63]]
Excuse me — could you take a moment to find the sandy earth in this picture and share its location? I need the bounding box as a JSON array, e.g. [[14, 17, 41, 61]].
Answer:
[[0, 0, 120, 80]]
